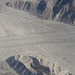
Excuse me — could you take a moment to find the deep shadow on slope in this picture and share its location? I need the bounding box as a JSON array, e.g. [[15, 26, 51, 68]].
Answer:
[[52, 0, 75, 24], [36, 0, 47, 14]]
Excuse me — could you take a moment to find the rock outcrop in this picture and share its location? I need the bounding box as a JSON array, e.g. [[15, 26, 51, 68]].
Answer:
[[6, 55, 72, 75]]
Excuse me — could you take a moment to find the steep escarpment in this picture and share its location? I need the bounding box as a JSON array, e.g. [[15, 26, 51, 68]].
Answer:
[[6, 0, 75, 25], [52, 0, 75, 24], [6, 55, 72, 75]]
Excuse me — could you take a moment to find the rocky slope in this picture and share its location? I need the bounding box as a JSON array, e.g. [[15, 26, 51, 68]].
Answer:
[[6, 55, 72, 75], [6, 0, 75, 24]]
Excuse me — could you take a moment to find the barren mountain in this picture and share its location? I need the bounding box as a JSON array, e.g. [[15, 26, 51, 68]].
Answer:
[[0, 0, 75, 75], [6, 0, 75, 24]]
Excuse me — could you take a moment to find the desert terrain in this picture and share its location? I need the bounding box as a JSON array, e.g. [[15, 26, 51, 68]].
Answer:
[[0, 0, 75, 75]]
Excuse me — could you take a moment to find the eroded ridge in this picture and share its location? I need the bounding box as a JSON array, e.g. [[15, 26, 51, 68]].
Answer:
[[6, 55, 72, 75], [6, 0, 75, 24]]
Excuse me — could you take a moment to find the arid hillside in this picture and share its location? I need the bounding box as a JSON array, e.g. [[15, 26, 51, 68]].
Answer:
[[6, 0, 75, 24]]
